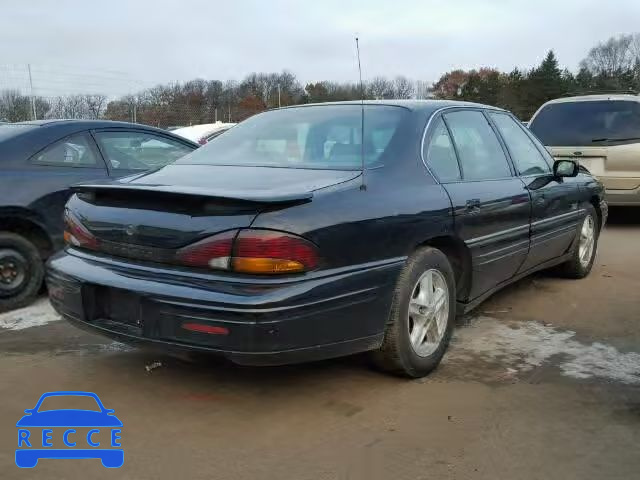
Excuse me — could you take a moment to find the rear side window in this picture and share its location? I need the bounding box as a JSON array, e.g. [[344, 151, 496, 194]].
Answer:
[[32, 133, 100, 167], [444, 110, 511, 181], [424, 118, 460, 182], [530, 100, 640, 146], [489, 113, 550, 175], [94, 131, 194, 170]]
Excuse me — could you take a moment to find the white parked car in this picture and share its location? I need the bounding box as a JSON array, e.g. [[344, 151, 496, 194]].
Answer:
[[172, 122, 236, 145]]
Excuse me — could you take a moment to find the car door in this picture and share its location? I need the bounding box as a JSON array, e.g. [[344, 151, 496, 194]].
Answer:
[[28, 132, 109, 245], [487, 112, 583, 272], [91, 129, 196, 178], [426, 109, 531, 300]]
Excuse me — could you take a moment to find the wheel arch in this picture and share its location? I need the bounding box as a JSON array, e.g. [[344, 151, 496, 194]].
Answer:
[[414, 235, 472, 304], [0, 212, 54, 260], [589, 196, 603, 230]]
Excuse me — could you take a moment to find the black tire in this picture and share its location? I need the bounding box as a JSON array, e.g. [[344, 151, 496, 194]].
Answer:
[[371, 247, 456, 378], [0, 232, 44, 312], [556, 204, 600, 279]]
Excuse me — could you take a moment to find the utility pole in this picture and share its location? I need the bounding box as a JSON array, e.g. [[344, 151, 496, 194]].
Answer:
[[278, 84, 281, 108], [214, 107, 218, 123], [27, 64, 37, 120]]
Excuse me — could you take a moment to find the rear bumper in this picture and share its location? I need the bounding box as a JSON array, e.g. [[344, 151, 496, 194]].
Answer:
[[604, 186, 640, 206], [46, 250, 401, 365]]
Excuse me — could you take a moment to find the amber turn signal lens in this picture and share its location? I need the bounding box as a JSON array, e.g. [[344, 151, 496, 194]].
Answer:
[[233, 257, 306, 274]]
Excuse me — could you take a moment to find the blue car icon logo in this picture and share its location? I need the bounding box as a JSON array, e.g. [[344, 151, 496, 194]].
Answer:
[[16, 391, 123, 468]]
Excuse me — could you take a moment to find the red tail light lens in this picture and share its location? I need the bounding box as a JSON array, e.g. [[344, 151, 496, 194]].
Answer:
[[175, 230, 235, 269], [175, 229, 319, 274], [233, 230, 319, 274], [64, 211, 99, 250]]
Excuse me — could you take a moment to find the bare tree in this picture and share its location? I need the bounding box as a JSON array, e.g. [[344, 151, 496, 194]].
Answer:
[[581, 34, 635, 75], [367, 76, 395, 99], [393, 76, 415, 99], [84, 94, 107, 119]]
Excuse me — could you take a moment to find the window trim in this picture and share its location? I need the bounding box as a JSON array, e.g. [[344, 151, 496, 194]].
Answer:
[[421, 106, 518, 183], [439, 108, 515, 182], [423, 115, 462, 183], [90, 127, 196, 174], [29, 132, 106, 169], [486, 111, 551, 177]]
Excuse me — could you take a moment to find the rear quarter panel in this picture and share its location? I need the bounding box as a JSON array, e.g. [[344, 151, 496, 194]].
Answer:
[[251, 169, 453, 270]]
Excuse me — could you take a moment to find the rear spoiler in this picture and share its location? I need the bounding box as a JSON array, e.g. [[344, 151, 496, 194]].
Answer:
[[72, 183, 313, 204]]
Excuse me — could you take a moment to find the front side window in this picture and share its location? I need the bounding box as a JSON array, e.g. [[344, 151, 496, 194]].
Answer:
[[489, 113, 550, 175], [177, 105, 409, 170], [94, 131, 194, 171], [32, 133, 99, 167], [444, 111, 511, 181], [530, 100, 640, 146], [424, 118, 460, 182]]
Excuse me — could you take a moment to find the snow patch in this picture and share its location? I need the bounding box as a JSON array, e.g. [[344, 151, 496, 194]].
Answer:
[[0, 298, 61, 330], [450, 317, 640, 384]]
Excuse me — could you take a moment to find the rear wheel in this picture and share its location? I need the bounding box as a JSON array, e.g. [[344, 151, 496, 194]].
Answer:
[[557, 205, 599, 279], [372, 247, 456, 378], [0, 232, 44, 312]]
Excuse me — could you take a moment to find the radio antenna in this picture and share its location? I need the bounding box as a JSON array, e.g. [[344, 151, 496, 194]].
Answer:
[[355, 35, 366, 191]]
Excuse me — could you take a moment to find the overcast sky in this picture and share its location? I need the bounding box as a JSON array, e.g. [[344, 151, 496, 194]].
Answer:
[[1, 0, 639, 96]]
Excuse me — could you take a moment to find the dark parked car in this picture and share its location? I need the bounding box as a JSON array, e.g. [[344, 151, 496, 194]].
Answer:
[[0, 120, 198, 311], [47, 101, 607, 377]]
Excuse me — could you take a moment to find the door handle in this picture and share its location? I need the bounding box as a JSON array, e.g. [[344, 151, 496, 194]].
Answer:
[[465, 199, 481, 212]]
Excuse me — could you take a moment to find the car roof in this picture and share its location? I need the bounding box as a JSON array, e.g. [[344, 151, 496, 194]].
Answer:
[[14, 119, 168, 130], [172, 123, 235, 140], [543, 94, 640, 104], [279, 99, 506, 114], [6, 119, 199, 147]]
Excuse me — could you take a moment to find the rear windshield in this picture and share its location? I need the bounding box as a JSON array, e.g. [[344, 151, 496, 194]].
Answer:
[[530, 100, 640, 146], [176, 105, 409, 170], [0, 124, 36, 142]]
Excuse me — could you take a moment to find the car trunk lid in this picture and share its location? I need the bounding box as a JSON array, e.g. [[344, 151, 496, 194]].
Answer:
[[547, 145, 640, 190], [71, 164, 360, 250]]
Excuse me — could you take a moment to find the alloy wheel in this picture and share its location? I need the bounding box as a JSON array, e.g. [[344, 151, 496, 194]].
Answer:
[[407, 269, 450, 357]]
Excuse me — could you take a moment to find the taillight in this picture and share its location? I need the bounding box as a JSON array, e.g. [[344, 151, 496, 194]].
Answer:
[[233, 230, 318, 274], [175, 229, 319, 274], [64, 211, 99, 250], [175, 230, 235, 269]]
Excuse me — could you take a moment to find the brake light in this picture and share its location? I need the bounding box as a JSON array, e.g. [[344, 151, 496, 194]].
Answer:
[[233, 230, 318, 274], [175, 230, 235, 269], [63, 211, 99, 250], [175, 229, 319, 274]]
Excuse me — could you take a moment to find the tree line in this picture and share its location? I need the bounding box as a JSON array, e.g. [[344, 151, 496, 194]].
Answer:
[[1, 33, 639, 126]]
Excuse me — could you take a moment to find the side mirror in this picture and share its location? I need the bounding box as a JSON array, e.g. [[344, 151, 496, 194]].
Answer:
[[553, 159, 579, 178]]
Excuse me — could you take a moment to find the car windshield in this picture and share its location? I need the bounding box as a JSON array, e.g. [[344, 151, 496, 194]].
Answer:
[[530, 100, 640, 146], [37, 395, 101, 412], [176, 105, 409, 170]]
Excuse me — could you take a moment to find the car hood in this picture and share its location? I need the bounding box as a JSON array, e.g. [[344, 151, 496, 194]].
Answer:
[[76, 164, 362, 203], [16, 410, 123, 428]]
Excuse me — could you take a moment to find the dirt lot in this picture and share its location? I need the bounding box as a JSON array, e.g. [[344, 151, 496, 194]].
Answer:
[[0, 209, 638, 480]]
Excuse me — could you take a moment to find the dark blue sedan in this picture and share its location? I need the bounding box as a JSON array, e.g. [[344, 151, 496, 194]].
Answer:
[[0, 120, 197, 311], [47, 101, 607, 377]]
